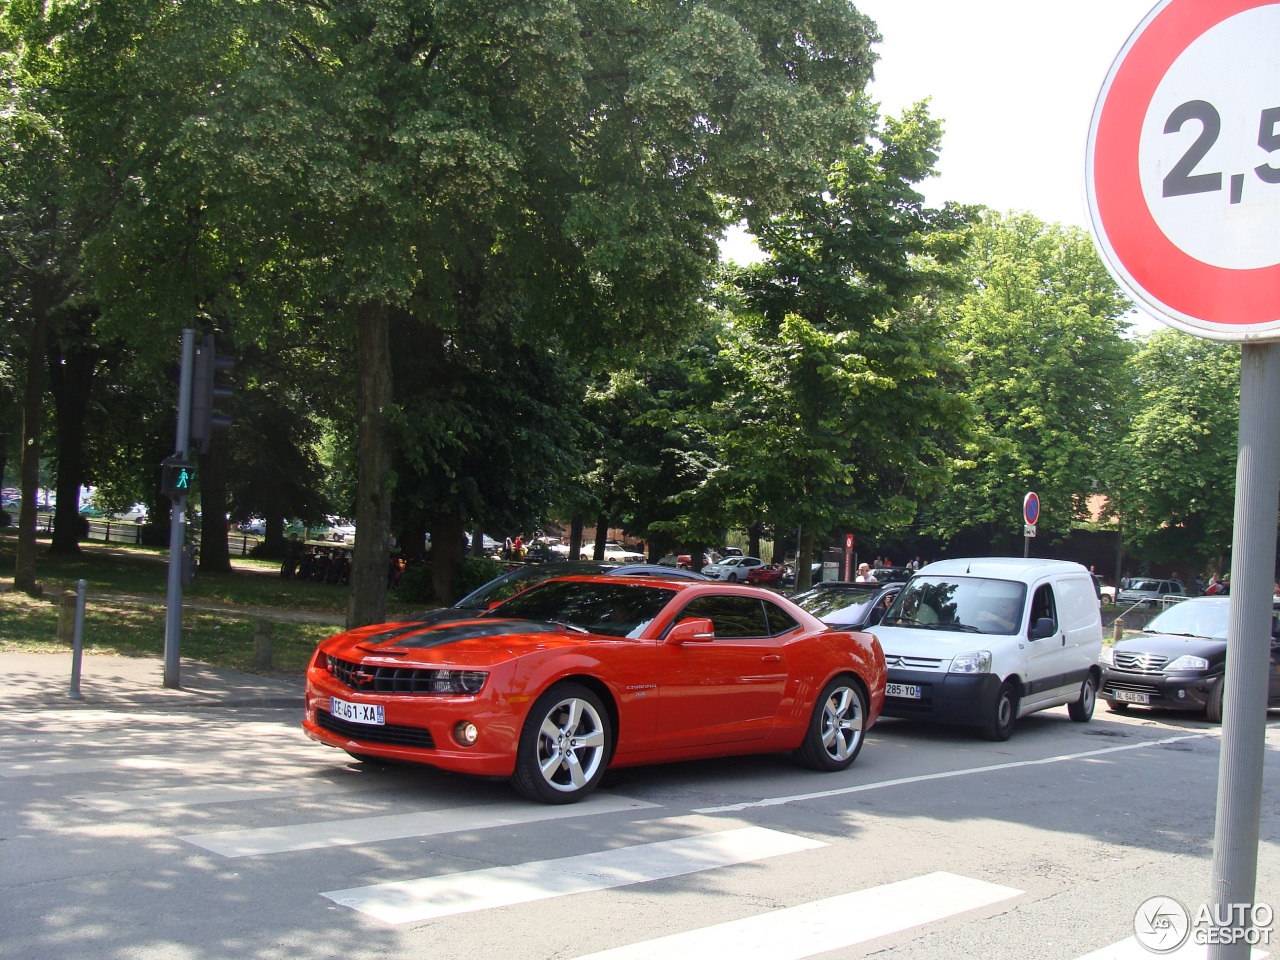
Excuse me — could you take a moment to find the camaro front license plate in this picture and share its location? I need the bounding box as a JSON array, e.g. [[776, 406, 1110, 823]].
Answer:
[[330, 697, 385, 725], [885, 682, 922, 699], [1113, 690, 1150, 704]]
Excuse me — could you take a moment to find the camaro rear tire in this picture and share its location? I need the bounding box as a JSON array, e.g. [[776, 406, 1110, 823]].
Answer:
[[795, 676, 867, 771], [1068, 673, 1097, 722], [981, 681, 1019, 742], [512, 682, 612, 804]]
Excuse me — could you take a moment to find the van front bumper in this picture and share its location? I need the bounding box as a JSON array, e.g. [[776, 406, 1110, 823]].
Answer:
[[880, 669, 1004, 727]]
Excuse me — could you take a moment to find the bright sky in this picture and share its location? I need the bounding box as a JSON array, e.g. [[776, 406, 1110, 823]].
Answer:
[[722, 0, 1162, 327]]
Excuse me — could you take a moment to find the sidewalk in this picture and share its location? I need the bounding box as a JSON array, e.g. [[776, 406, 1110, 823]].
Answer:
[[1, 651, 304, 711]]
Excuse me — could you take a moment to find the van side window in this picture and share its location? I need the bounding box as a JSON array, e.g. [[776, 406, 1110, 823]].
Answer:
[[1030, 585, 1058, 633]]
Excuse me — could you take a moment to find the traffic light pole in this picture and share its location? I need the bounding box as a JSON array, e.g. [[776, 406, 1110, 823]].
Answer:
[[164, 330, 195, 688]]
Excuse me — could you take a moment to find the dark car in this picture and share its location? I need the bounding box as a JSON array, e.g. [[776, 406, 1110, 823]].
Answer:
[[1100, 596, 1280, 722], [790, 581, 904, 630], [871, 566, 913, 584], [414, 561, 708, 624]]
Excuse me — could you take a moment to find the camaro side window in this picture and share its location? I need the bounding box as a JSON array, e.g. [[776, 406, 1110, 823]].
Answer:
[[762, 602, 800, 637], [678, 596, 770, 639]]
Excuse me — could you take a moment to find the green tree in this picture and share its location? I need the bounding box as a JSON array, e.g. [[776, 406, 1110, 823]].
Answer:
[[921, 211, 1133, 550], [716, 104, 975, 587], [1106, 329, 1239, 578]]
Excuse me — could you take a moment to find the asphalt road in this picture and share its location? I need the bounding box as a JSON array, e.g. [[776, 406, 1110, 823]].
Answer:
[[2, 681, 1278, 960]]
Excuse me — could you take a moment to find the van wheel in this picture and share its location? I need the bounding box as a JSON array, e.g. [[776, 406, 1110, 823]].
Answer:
[[981, 681, 1018, 741], [1205, 680, 1225, 724], [1068, 673, 1097, 722], [1105, 700, 1130, 714]]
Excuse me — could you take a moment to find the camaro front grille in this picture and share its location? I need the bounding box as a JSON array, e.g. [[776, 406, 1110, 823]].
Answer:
[[315, 709, 436, 749], [327, 656, 483, 694], [1113, 652, 1169, 674]]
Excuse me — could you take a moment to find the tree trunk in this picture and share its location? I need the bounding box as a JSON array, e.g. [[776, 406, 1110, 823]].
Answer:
[[346, 301, 394, 629], [198, 438, 231, 573], [430, 507, 465, 605], [15, 313, 48, 595], [796, 527, 816, 591], [747, 523, 762, 561], [47, 313, 98, 554], [593, 515, 609, 561], [569, 515, 584, 562]]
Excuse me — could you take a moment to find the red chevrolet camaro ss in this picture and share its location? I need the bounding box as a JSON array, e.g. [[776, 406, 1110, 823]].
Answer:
[[303, 575, 886, 803]]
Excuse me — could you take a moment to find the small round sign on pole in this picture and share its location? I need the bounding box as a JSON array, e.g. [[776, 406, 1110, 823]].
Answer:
[[1022, 492, 1038, 557]]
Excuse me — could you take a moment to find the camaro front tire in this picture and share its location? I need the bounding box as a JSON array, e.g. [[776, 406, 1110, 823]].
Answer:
[[512, 682, 612, 804], [795, 676, 867, 771]]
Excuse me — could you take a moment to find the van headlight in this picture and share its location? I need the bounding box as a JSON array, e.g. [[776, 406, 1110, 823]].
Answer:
[[949, 651, 992, 675]]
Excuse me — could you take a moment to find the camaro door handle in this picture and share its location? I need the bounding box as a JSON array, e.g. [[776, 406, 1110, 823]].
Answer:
[[761, 655, 782, 663]]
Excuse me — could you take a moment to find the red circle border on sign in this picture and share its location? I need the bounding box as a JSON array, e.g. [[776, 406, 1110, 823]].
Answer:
[[1089, 0, 1280, 334]]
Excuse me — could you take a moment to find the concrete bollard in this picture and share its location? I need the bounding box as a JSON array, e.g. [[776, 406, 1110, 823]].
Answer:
[[58, 590, 77, 645], [253, 619, 274, 670], [1113, 616, 1124, 644]]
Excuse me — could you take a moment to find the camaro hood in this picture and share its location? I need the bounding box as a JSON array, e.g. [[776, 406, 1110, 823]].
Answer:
[[322, 618, 614, 668], [1113, 633, 1227, 661]]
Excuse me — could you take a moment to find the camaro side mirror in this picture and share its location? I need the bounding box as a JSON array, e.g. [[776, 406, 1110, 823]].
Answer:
[[667, 618, 715, 644], [1029, 617, 1056, 640]]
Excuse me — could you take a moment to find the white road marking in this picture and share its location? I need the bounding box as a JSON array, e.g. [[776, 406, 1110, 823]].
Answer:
[[181, 793, 660, 857], [563, 871, 1021, 960], [695, 732, 1211, 813], [1073, 936, 1269, 958], [0, 747, 325, 779], [323, 826, 825, 924]]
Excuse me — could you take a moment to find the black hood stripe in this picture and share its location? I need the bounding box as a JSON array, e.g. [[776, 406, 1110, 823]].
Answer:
[[367, 619, 563, 650]]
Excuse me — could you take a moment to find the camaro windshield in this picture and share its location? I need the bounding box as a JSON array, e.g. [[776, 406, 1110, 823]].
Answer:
[[484, 579, 677, 638], [882, 576, 1027, 635]]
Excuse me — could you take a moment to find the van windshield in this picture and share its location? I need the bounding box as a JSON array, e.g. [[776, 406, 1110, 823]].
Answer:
[[882, 576, 1028, 636]]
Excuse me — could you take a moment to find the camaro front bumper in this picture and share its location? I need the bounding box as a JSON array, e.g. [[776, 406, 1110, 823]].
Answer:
[[302, 666, 523, 777]]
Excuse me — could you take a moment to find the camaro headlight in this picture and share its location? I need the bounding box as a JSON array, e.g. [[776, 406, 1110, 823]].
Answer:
[[425, 670, 489, 694], [1099, 646, 1115, 666], [1163, 655, 1210, 673], [949, 651, 992, 675]]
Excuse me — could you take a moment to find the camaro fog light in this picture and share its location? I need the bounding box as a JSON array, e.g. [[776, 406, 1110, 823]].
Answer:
[[454, 721, 479, 746]]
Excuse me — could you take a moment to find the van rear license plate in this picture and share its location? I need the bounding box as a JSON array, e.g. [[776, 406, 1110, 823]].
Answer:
[[1113, 690, 1150, 704], [885, 683, 922, 699], [331, 697, 385, 725]]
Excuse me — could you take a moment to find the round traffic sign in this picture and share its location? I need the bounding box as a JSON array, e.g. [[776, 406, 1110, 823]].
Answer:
[[1023, 492, 1040, 526], [1086, 0, 1280, 341]]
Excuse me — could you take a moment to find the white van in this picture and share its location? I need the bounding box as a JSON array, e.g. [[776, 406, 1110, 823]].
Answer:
[[872, 558, 1103, 741]]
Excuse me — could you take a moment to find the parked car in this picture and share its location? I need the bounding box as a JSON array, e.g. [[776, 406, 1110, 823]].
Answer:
[[703, 556, 766, 582], [871, 566, 913, 584], [580, 541, 645, 563], [1100, 596, 1280, 721], [746, 564, 786, 586], [872, 558, 1103, 741], [305, 576, 887, 802], [1117, 578, 1186, 607], [791, 581, 905, 630], [781, 562, 825, 588]]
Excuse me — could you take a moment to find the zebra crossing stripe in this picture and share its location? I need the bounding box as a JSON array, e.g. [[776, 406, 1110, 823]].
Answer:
[[69, 776, 366, 812], [321, 826, 827, 924], [181, 793, 659, 857], [1071, 937, 1269, 959], [562, 871, 1021, 960]]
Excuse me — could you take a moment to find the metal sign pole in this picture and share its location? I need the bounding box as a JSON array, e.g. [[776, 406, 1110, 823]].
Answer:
[[1209, 341, 1280, 958], [163, 330, 195, 689]]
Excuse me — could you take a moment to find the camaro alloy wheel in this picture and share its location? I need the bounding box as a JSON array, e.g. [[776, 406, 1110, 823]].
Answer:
[[796, 677, 867, 771], [513, 682, 612, 803]]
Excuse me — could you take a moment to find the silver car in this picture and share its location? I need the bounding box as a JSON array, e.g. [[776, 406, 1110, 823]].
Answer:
[[1117, 578, 1186, 607], [702, 556, 765, 582]]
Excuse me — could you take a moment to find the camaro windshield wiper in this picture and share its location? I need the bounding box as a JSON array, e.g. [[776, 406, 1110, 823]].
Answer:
[[545, 619, 590, 634]]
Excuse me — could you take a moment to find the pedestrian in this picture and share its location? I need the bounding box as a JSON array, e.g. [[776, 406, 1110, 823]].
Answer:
[[855, 563, 876, 583], [1205, 573, 1223, 595]]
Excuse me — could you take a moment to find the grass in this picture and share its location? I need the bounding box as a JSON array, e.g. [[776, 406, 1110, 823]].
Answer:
[[0, 532, 428, 675]]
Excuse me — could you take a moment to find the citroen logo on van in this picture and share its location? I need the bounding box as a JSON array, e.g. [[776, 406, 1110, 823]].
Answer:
[[885, 655, 905, 668]]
